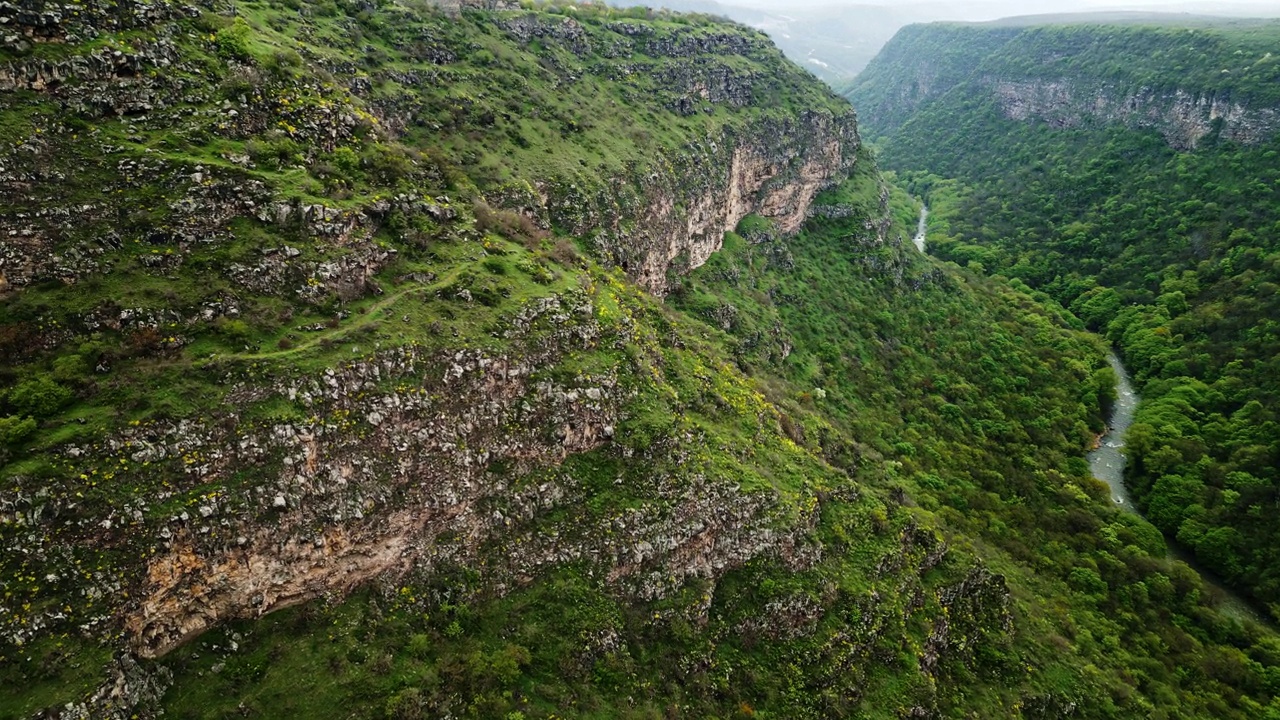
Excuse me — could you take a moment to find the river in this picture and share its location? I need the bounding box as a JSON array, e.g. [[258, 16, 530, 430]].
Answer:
[[1087, 353, 1138, 508], [1089, 352, 1267, 625], [912, 204, 928, 253]]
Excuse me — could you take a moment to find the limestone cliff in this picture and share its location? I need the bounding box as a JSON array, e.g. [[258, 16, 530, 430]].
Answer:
[[988, 77, 1280, 150], [114, 295, 819, 659], [600, 109, 858, 294]]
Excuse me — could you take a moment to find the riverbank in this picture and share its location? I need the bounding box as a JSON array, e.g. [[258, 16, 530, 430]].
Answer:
[[1089, 351, 1269, 626]]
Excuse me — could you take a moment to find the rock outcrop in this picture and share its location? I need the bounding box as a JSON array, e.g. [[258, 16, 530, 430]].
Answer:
[[35, 292, 816, 660], [989, 78, 1280, 150], [617, 109, 858, 294], [423, 0, 518, 13]]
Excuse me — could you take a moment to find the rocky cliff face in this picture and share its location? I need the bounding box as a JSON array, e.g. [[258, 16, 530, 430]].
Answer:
[[0, 4, 859, 301], [606, 110, 858, 294], [110, 292, 824, 659], [846, 23, 1017, 139], [465, 14, 862, 295], [989, 78, 1280, 150]]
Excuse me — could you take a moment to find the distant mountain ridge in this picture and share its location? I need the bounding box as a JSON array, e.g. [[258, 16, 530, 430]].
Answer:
[[850, 17, 1280, 149], [607, 2, 1280, 86]]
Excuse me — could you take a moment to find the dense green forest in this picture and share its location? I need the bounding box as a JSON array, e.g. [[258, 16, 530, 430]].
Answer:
[[851, 20, 1280, 616], [4, 1, 1280, 717]]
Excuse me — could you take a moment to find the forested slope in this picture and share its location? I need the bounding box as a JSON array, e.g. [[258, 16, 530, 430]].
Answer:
[[850, 19, 1280, 614], [853, 17, 1280, 146], [2, 2, 1280, 718]]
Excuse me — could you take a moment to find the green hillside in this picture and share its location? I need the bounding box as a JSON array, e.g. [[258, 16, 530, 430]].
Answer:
[[850, 20, 1280, 619], [852, 18, 1280, 141], [2, 2, 1280, 719]]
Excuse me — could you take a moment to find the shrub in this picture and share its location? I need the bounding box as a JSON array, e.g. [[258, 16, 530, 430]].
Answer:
[[364, 143, 418, 186], [51, 354, 89, 384], [548, 238, 580, 267], [482, 257, 508, 275], [247, 133, 303, 169], [264, 48, 303, 79], [330, 146, 361, 177], [385, 688, 423, 720], [217, 69, 261, 100], [0, 415, 36, 446], [194, 10, 233, 33], [215, 318, 254, 345], [215, 18, 256, 61], [406, 633, 431, 659], [0, 323, 37, 363], [126, 327, 164, 356], [515, 258, 555, 284], [8, 375, 72, 418], [472, 199, 546, 245]]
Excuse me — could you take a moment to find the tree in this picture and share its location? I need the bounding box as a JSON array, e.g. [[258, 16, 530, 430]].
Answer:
[[1145, 474, 1205, 532]]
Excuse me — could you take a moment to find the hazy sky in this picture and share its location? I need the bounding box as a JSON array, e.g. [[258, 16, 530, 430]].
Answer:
[[726, 0, 1280, 18], [610, 0, 1280, 81]]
